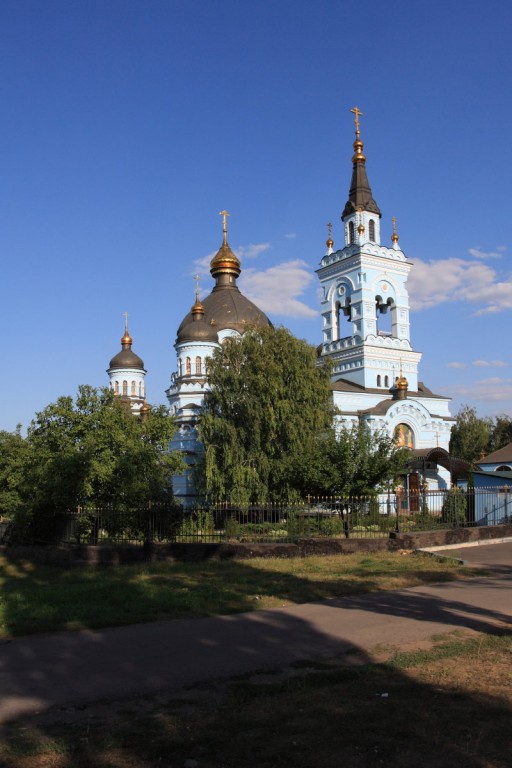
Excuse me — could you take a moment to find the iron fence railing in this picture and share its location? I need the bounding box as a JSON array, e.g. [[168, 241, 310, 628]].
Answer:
[[4, 486, 507, 546]]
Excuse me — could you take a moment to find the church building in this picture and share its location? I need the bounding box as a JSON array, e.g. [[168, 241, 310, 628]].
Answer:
[[317, 108, 454, 492], [166, 211, 271, 503], [107, 110, 456, 503]]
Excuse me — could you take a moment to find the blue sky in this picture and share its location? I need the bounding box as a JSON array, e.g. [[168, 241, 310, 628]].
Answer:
[[1, 0, 512, 432]]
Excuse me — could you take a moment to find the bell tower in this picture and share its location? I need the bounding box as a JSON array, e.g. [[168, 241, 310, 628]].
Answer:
[[317, 108, 421, 392]]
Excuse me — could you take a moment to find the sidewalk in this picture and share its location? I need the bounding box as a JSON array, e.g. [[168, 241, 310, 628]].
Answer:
[[1, 544, 511, 724]]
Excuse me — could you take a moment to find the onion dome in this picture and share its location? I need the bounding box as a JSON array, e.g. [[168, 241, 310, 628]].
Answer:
[[342, 107, 381, 220], [176, 211, 271, 338], [108, 320, 145, 371], [140, 402, 151, 421], [393, 368, 409, 401], [176, 292, 219, 344]]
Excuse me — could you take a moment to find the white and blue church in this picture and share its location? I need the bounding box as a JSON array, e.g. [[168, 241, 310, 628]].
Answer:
[[109, 111, 455, 504]]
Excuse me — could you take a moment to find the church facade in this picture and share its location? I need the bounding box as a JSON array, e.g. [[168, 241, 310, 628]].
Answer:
[[317, 109, 454, 493], [109, 111, 455, 503]]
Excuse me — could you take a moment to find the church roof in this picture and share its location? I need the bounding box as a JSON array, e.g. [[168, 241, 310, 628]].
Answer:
[[478, 442, 512, 465], [331, 378, 450, 402], [341, 109, 381, 220], [176, 295, 219, 344], [108, 326, 145, 371], [177, 215, 271, 341]]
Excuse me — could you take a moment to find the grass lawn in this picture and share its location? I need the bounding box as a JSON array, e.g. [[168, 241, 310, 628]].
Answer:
[[0, 551, 479, 638], [1, 631, 510, 767]]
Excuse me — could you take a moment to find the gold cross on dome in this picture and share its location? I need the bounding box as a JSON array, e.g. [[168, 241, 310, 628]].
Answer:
[[194, 273, 200, 301], [350, 106, 363, 136], [219, 209, 230, 242], [123, 311, 129, 332], [327, 222, 332, 238]]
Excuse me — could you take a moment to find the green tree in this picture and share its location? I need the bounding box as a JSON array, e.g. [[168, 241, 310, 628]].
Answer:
[[449, 405, 492, 463], [488, 415, 512, 453], [198, 326, 334, 503], [298, 423, 408, 497], [0, 427, 31, 519], [6, 386, 184, 538]]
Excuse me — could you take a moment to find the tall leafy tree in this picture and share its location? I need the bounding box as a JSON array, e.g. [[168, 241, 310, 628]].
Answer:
[[1, 386, 184, 538], [488, 415, 512, 453], [198, 326, 334, 503], [25, 385, 183, 511], [0, 427, 31, 518], [449, 405, 492, 463], [329, 424, 409, 496]]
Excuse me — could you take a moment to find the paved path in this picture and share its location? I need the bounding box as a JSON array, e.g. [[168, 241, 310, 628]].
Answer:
[[1, 544, 511, 724]]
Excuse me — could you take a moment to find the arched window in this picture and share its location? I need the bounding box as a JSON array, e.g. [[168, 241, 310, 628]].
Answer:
[[377, 375, 381, 387], [178, 359, 183, 376], [114, 381, 119, 395], [496, 466, 512, 472], [139, 382, 143, 397], [369, 219, 376, 242], [122, 380, 128, 396], [195, 356, 202, 374], [348, 221, 355, 244], [186, 357, 191, 375], [384, 375, 389, 387], [131, 381, 136, 396]]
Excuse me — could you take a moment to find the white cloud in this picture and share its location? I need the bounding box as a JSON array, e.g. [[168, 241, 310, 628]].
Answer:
[[468, 247, 505, 260], [240, 260, 318, 319], [236, 242, 271, 260], [473, 360, 507, 368], [446, 362, 466, 369], [193, 250, 217, 276], [285, 233, 297, 239], [408, 252, 512, 314], [450, 377, 512, 405]]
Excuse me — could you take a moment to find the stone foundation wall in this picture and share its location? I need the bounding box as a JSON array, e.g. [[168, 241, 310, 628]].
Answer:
[[1, 524, 511, 566]]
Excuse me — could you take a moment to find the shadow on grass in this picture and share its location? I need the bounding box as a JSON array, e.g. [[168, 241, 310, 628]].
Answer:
[[0, 547, 511, 765], [1, 626, 511, 767], [0, 551, 487, 638]]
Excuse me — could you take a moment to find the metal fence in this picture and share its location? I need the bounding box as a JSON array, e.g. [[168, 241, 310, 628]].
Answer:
[[17, 486, 509, 546]]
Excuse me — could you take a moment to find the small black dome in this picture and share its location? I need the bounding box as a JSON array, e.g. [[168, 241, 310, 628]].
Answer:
[[108, 329, 145, 370], [177, 314, 219, 344], [109, 348, 145, 370]]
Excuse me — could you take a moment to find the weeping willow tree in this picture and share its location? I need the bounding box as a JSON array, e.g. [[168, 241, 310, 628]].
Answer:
[[197, 326, 334, 503]]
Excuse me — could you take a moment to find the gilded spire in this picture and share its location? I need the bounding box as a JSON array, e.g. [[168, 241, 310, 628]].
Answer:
[[357, 207, 365, 235], [121, 312, 132, 347], [350, 106, 366, 163], [326, 222, 334, 251], [219, 209, 230, 244], [191, 274, 205, 316], [391, 216, 399, 246]]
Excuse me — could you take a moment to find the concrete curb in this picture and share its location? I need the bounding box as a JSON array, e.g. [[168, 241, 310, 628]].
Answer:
[[416, 536, 512, 565]]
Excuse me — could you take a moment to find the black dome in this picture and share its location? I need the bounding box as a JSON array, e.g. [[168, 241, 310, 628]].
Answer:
[[177, 284, 271, 338]]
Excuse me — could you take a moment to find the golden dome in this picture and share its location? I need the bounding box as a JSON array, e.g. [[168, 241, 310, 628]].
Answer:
[[396, 374, 408, 390], [210, 209, 241, 279], [210, 241, 241, 278]]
